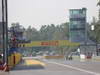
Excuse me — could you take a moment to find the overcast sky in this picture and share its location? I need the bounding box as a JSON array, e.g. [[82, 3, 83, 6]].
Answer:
[[8, 0, 98, 29]]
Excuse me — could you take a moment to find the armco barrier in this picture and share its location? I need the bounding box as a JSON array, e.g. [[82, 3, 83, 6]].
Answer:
[[44, 55, 64, 59]]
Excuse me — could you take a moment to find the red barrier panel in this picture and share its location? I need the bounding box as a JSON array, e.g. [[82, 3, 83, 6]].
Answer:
[[13, 55, 16, 65]]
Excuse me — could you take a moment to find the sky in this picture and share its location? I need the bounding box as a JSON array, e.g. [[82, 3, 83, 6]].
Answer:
[[8, 0, 98, 29]]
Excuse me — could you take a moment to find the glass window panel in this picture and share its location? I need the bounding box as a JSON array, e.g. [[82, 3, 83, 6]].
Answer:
[[72, 10, 79, 14]]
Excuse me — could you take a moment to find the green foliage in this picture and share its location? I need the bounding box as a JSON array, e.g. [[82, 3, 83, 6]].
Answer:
[[25, 26, 40, 41], [89, 19, 100, 43]]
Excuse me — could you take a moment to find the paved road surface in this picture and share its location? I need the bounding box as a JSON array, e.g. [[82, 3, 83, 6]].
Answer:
[[45, 59, 100, 74], [5, 57, 100, 75], [0, 71, 9, 75]]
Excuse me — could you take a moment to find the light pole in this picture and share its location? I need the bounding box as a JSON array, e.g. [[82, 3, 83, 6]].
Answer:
[[2, 0, 8, 65], [91, 25, 98, 56], [84, 8, 87, 56], [2, 0, 6, 63]]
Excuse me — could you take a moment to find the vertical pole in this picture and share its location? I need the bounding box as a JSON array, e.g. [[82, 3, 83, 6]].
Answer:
[[5, 0, 9, 67], [84, 8, 87, 56], [97, 0, 100, 56], [96, 44, 98, 56], [2, 0, 8, 68], [96, 37, 98, 56], [85, 22, 87, 56], [2, 0, 6, 64]]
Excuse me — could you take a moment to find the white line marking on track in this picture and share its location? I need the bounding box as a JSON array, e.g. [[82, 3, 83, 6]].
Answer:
[[45, 60, 100, 75]]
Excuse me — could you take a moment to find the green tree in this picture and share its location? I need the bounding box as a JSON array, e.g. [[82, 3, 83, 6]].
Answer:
[[25, 26, 39, 41], [88, 19, 100, 43]]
